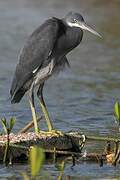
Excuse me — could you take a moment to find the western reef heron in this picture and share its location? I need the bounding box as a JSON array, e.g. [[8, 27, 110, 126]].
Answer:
[[10, 12, 101, 134]]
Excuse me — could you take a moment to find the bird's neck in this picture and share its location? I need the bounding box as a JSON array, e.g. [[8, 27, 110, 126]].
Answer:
[[53, 17, 83, 56], [62, 19, 83, 50], [62, 18, 83, 40]]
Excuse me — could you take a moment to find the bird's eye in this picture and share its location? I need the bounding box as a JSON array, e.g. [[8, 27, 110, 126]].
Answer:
[[74, 19, 77, 23]]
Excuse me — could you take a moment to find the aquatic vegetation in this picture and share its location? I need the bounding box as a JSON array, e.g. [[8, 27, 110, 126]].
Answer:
[[29, 146, 45, 177], [1, 117, 16, 165], [21, 146, 45, 180], [114, 101, 120, 131], [1, 117, 16, 135], [56, 161, 65, 180]]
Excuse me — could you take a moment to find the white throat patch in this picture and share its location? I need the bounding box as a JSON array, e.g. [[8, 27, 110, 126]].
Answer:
[[67, 21, 81, 28]]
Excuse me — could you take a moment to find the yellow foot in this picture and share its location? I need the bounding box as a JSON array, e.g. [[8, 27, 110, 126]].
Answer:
[[51, 129, 64, 136], [41, 130, 64, 137]]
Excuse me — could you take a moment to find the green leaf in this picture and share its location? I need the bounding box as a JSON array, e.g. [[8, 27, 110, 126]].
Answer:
[[29, 146, 45, 177], [9, 118, 16, 132], [1, 118, 8, 134], [114, 101, 120, 124], [57, 161, 65, 180], [21, 172, 30, 180], [56, 161, 65, 171]]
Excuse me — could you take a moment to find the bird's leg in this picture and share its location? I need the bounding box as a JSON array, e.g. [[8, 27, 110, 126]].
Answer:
[[29, 84, 39, 134], [37, 83, 53, 132]]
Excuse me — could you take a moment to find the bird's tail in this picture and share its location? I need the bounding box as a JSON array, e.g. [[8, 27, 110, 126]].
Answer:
[[10, 88, 26, 104], [10, 72, 27, 103]]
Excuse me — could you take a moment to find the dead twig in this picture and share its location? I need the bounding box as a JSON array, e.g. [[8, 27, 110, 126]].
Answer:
[[18, 116, 43, 134]]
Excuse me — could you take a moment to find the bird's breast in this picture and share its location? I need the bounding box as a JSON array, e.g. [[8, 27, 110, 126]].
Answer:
[[34, 59, 54, 86], [55, 27, 83, 56]]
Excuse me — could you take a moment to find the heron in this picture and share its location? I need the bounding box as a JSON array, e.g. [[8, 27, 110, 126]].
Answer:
[[10, 12, 101, 134]]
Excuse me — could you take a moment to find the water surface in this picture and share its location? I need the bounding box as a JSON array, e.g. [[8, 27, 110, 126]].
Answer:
[[0, 0, 120, 179]]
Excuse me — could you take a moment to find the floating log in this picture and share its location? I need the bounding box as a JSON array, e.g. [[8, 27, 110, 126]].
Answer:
[[0, 131, 120, 163], [0, 131, 82, 162]]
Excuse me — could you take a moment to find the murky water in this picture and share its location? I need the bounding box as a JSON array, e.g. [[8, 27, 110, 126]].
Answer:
[[0, 0, 120, 179]]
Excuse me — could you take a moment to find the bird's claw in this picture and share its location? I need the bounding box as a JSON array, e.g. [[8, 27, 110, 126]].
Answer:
[[47, 129, 64, 136]]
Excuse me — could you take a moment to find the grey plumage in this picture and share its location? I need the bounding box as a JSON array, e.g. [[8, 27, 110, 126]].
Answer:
[[10, 18, 59, 102], [10, 12, 100, 104], [10, 15, 82, 103], [10, 12, 101, 133]]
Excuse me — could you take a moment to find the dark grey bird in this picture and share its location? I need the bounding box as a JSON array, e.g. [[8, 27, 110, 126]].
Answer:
[[10, 12, 101, 134]]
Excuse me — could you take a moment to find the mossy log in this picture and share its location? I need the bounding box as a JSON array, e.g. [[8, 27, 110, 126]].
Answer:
[[0, 131, 120, 163], [0, 131, 83, 162]]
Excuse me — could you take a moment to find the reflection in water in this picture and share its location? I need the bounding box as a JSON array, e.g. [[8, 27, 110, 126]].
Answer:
[[0, 0, 120, 179]]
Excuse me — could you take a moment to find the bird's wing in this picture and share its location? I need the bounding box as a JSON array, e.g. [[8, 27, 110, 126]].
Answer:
[[10, 18, 59, 96]]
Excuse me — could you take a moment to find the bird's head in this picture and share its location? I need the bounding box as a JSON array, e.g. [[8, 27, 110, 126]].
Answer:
[[64, 11, 101, 38]]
